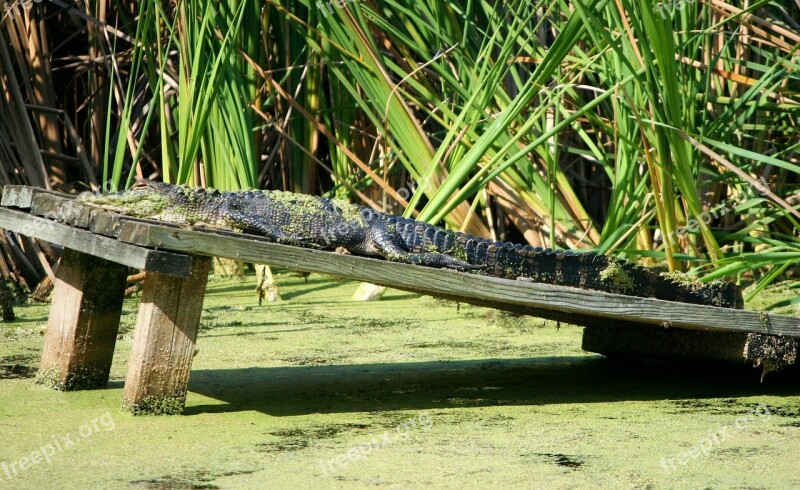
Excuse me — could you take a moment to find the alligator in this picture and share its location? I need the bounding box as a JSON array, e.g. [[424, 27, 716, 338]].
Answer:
[[78, 180, 743, 309]]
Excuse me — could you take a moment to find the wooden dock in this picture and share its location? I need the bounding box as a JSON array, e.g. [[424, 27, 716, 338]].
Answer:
[[1, 185, 798, 414]]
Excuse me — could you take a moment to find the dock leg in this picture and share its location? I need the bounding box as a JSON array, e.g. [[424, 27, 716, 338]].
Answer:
[[122, 256, 211, 415], [37, 248, 128, 390]]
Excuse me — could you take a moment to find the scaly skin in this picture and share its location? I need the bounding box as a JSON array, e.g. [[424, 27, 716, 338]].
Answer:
[[383, 215, 742, 308], [79, 180, 743, 309]]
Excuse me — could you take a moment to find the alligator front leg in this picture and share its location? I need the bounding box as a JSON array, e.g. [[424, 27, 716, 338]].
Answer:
[[225, 211, 323, 249]]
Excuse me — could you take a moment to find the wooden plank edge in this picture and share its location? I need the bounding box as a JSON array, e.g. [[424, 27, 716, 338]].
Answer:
[[117, 221, 800, 338], [31, 192, 92, 228], [0, 208, 193, 278], [1, 185, 70, 209], [10, 187, 181, 240], [28, 191, 153, 239], [1, 185, 34, 208]]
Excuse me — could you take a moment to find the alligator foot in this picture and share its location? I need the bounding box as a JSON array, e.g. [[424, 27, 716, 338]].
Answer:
[[390, 251, 482, 271]]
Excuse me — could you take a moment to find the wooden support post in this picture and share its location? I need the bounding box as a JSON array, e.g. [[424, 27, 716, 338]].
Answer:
[[37, 248, 128, 390], [122, 256, 211, 415]]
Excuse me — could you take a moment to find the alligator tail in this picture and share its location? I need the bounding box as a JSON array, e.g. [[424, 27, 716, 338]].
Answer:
[[383, 215, 743, 309]]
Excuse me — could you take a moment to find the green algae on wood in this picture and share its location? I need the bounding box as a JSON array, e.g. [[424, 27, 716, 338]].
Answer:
[[598, 260, 635, 293], [35, 367, 110, 391], [122, 394, 188, 416]]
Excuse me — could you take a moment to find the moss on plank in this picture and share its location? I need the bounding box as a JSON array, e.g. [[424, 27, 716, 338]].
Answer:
[[599, 260, 635, 293]]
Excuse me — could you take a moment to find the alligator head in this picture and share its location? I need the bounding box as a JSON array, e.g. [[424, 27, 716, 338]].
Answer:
[[78, 180, 218, 225]]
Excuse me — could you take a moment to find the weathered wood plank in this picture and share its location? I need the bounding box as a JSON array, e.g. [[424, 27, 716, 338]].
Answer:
[[122, 256, 212, 415], [37, 248, 128, 390], [2, 186, 116, 235], [119, 221, 800, 338], [27, 192, 145, 238], [28, 191, 153, 239], [30, 192, 94, 228], [85, 208, 183, 238], [1, 185, 34, 208], [5, 186, 178, 239], [0, 207, 193, 277], [1, 185, 66, 209]]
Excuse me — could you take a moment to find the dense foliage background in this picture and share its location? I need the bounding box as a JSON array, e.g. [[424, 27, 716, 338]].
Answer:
[[1, 0, 798, 305]]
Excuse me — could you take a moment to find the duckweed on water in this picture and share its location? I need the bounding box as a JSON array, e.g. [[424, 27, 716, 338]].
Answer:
[[1, 273, 799, 488]]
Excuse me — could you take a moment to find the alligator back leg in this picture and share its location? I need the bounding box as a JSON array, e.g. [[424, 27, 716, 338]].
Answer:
[[366, 218, 478, 270]]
